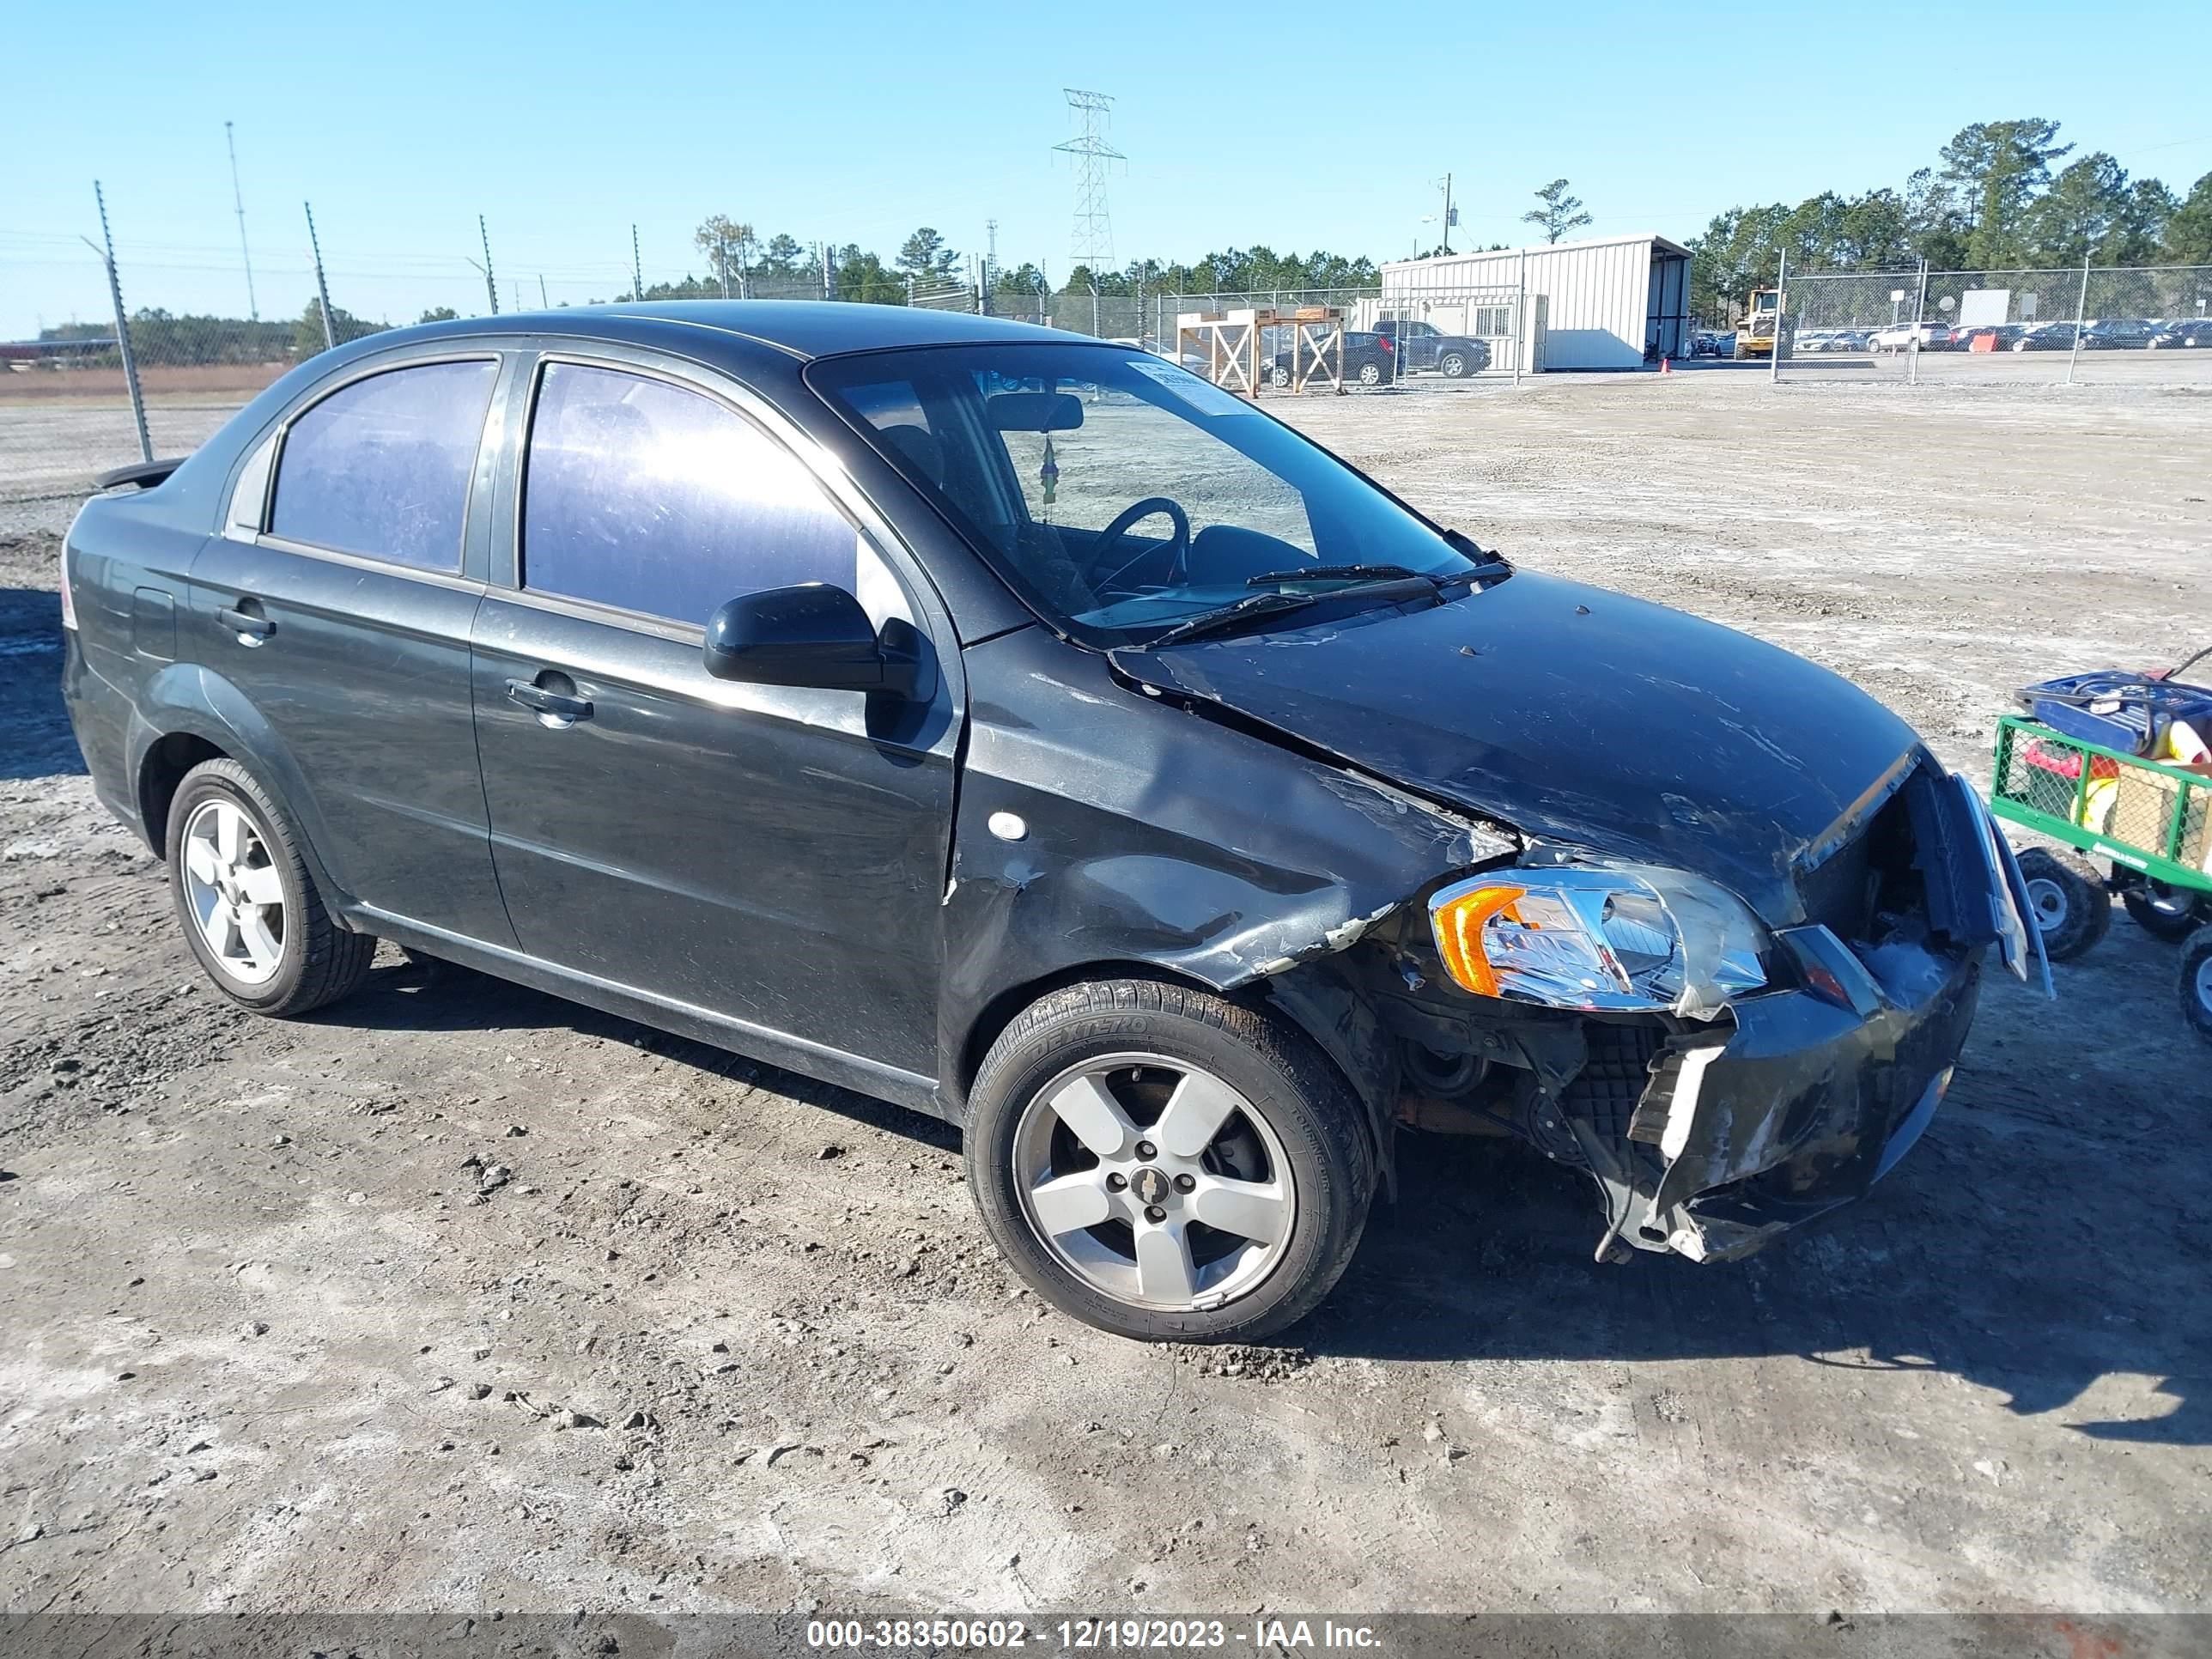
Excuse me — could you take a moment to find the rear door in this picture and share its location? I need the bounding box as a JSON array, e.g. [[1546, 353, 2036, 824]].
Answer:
[[187, 350, 518, 945], [469, 352, 958, 1080]]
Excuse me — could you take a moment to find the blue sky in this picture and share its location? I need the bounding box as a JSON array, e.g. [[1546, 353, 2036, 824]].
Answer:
[[4, 0, 2207, 337]]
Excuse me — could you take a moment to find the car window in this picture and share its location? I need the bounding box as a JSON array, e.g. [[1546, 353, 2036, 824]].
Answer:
[[986, 371, 1316, 552], [521, 362, 860, 628], [812, 343, 1490, 649], [269, 359, 498, 569]]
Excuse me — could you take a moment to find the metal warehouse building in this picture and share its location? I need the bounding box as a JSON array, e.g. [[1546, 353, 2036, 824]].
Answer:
[[1378, 233, 1692, 371]]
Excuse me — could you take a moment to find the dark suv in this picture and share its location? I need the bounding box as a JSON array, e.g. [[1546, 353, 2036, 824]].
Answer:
[[61, 303, 2039, 1340], [1374, 319, 1492, 378], [1266, 330, 1397, 388]]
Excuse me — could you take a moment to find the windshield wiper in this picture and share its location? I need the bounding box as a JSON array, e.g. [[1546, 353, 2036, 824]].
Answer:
[[1243, 557, 1509, 591], [1146, 591, 1320, 648], [1243, 562, 1433, 587]]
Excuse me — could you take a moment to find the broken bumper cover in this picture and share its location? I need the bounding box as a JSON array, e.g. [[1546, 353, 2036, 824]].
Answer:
[[1592, 933, 1983, 1265]]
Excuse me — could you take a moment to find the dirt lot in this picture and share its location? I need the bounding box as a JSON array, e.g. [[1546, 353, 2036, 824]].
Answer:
[[1, 373, 2208, 1626]]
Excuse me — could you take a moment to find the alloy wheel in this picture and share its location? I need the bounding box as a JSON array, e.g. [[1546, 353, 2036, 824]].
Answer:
[[179, 798, 288, 985], [1010, 1053, 1296, 1313]]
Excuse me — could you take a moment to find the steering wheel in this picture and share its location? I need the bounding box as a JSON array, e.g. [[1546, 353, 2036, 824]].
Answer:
[[1091, 496, 1193, 592]]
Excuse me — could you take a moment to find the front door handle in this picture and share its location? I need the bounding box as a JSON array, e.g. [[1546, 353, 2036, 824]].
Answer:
[[506, 677, 593, 726], [216, 603, 274, 644]]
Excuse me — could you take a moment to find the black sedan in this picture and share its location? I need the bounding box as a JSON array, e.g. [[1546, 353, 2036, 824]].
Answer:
[[58, 303, 2039, 1340], [2150, 319, 2212, 348], [2078, 319, 2161, 349]]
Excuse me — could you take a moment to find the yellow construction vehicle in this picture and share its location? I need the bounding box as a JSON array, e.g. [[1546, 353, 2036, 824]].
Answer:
[[1733, 287, 1787, 359]]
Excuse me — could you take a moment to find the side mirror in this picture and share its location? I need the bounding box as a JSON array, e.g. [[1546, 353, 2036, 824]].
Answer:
[[702, 584, 921, 698]]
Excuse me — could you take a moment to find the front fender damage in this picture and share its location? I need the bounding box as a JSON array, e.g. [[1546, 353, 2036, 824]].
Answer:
[[939, 626, 1519, 1145]]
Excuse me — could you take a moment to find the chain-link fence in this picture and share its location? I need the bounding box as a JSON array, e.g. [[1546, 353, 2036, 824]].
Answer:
[[15, 224, 2211, 504], [4, 255, 1541, 491], [1771, 264, 2212, 385]]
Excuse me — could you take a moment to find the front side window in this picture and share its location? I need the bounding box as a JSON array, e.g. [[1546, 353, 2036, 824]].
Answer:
[[270, 359, 497, 569], [810, 343, 1488, 647], [522, 362, 859, 627]]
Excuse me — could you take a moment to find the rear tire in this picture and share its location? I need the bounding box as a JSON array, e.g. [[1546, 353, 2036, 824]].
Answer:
[[2014, 846, 2111, 962], [2120, 878, 2207, 942], [1358, 362, 1384, 387], [2180, 927, 2212, 1042], [965, 978, 1375, 1342], [166, 757, 374, 1017]]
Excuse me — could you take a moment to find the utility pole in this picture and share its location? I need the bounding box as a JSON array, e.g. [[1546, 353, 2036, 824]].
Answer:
[[1437, 173, 1455, 256], [478, 216, 499, 315], [89, 182, 151, 464], [224, 121, 258, 321], [304, 201, 336, 350], [631, 223, 643, 303]]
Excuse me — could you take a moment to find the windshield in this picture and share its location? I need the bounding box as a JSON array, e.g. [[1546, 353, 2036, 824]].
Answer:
[[807, 342, 1490, 647]]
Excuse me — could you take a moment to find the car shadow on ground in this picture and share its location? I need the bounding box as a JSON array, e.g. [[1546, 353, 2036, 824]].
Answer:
[[1303, 1112, 2209, 1446], [0, 588, 83, 781], [326, 953, 964, 1155]]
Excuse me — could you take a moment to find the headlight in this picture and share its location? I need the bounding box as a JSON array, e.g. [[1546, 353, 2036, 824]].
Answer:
[[1429, 864, 1768, 1018]]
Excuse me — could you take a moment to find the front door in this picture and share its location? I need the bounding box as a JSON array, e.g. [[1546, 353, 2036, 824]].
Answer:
[[470, 356, 957, 1081]]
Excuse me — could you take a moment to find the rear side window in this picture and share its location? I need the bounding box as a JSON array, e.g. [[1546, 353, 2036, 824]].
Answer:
[[522, 362, 859, 627], [269, 360, 497, 569]]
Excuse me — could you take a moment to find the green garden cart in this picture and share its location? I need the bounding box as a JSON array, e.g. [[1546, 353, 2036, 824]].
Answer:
[[1989, 712, 2212, 1042]]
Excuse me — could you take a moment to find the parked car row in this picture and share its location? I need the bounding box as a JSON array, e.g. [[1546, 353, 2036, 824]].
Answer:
[[1779, 317, 2209, 356]]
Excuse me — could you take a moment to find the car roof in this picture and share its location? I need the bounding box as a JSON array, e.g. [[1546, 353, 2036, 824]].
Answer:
[[389, 300, 1075, 362]]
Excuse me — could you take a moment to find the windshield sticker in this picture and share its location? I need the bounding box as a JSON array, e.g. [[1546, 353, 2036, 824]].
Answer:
[[1123, 357, 1253, 417]]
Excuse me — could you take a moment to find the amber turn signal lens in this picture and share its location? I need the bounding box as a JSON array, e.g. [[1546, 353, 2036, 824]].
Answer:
[[1430, 883, 1528, 998]]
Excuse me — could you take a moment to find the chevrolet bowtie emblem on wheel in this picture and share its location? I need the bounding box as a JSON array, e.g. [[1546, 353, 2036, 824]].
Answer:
[[1131, 1167, 1170, 1207]]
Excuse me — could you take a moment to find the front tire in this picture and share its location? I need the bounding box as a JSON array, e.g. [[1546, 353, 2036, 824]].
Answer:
[[166, 757, 374, 1016], [1439, 349, 1472, 378], [2181, 927, 2212, 1042], [2121, 878, 2207, 942], [964, 979, 1375, 1342], [2014, 846, 2111, 961], [1269, 366, 1291, 389]]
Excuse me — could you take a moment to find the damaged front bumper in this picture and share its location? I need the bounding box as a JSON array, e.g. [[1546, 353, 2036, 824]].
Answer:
[[1580, 933, 1982, 1265]]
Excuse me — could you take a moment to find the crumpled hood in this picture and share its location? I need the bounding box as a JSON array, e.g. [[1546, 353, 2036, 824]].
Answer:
[[1114, 570, 1921, 925]]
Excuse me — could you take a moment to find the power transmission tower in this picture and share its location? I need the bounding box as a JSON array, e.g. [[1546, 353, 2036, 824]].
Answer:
[[1054, 89, 1122, 283], [224, 121, 258, 320], [984, 218, 1000, 292]]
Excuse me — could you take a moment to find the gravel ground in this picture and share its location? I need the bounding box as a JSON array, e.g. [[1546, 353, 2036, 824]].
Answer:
[[1, 373, 2208, 1624]]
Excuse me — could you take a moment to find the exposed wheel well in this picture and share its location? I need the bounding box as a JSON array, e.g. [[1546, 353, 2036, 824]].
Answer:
[[139, 732, 228, 854]]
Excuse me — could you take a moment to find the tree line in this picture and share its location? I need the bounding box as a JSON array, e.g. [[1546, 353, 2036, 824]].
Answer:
[[33, 132, 2209, 364], [1687, 118, 2212, 319]]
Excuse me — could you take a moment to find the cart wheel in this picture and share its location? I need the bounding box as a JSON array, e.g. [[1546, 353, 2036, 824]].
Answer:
[[2120, 878, 2208, 942], [2180, 926, 2212, 1042], [2014, 847, 2111, 961]]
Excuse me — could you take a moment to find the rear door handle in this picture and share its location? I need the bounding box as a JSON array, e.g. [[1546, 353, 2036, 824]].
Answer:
[[506, 677, 593, 725], [216, 604, 274, 643]]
